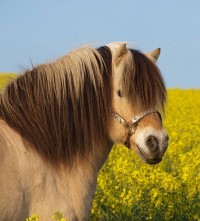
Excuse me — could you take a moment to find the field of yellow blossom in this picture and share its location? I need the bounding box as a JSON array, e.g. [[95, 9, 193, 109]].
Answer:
[[0, 73, 16, 91], [0, 74, 199, 220], [91, 89, 200, 221]]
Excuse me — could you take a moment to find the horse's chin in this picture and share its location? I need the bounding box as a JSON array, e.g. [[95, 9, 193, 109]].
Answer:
[[131, 144, 162, 165]]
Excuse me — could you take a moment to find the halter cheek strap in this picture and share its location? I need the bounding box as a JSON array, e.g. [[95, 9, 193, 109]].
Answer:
[[112, 109, 161, 149]]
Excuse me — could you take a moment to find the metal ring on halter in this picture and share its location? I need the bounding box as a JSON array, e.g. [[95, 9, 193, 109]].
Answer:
[[111, 109, 161, 149]]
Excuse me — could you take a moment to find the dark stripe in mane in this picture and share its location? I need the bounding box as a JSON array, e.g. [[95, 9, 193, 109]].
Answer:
[[0, 46, 112, 167], [122, 49, 166, 112]]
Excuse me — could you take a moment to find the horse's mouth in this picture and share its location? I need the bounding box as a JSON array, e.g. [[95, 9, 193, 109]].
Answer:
[[136, 145, 162, 165]]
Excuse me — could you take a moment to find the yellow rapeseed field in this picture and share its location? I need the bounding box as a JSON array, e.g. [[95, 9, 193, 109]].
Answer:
[[0, 73, 16, 91], [91, 89, 200, 221], [0, 74, 199, 220]]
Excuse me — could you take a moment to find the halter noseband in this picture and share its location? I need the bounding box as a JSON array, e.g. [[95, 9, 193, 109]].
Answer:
[[112, 109, 161, 149]]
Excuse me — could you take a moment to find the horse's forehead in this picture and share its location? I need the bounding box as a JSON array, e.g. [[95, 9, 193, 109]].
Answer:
[[107, 42, 128, 53]]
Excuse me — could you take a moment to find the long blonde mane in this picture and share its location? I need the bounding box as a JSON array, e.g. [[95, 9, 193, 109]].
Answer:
[[0, 46, 112, 167], [0, 45, 166, 167]]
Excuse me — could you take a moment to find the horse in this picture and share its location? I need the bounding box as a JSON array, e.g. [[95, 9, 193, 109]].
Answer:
[[0, 42, 168, 221]]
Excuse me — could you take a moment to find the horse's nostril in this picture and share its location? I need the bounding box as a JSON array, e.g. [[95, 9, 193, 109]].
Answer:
[[146, 135, 159, 152]]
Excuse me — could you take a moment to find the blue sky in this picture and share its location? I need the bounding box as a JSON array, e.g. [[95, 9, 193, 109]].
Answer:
[[0, 0, 200, 88]]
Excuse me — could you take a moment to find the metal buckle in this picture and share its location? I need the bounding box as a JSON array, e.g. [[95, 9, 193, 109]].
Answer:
[[112, 108, 162, 149]]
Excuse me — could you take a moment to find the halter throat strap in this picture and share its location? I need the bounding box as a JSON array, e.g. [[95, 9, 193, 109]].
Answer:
[[112, 109, 160, 148]]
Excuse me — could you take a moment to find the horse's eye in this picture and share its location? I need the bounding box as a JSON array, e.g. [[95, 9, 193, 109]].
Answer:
[[117, 90, 123, 97]]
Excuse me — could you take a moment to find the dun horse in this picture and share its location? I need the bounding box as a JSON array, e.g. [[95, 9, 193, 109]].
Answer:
[[0, 42, 168, 221]]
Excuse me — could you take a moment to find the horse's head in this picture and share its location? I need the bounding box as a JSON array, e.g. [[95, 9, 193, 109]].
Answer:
[[108, 42, 168, 164]]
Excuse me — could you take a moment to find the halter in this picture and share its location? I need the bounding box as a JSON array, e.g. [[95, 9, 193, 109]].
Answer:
[[112, 109, 161, 149]]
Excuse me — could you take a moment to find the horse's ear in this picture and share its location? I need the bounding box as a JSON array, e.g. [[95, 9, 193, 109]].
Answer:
[[114, 43, 128, 66], [145, 48, 161, 62]]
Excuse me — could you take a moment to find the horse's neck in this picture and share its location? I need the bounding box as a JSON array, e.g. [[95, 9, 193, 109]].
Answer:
[[0, 119, 112, 220], [28, 145, 111, 220]]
